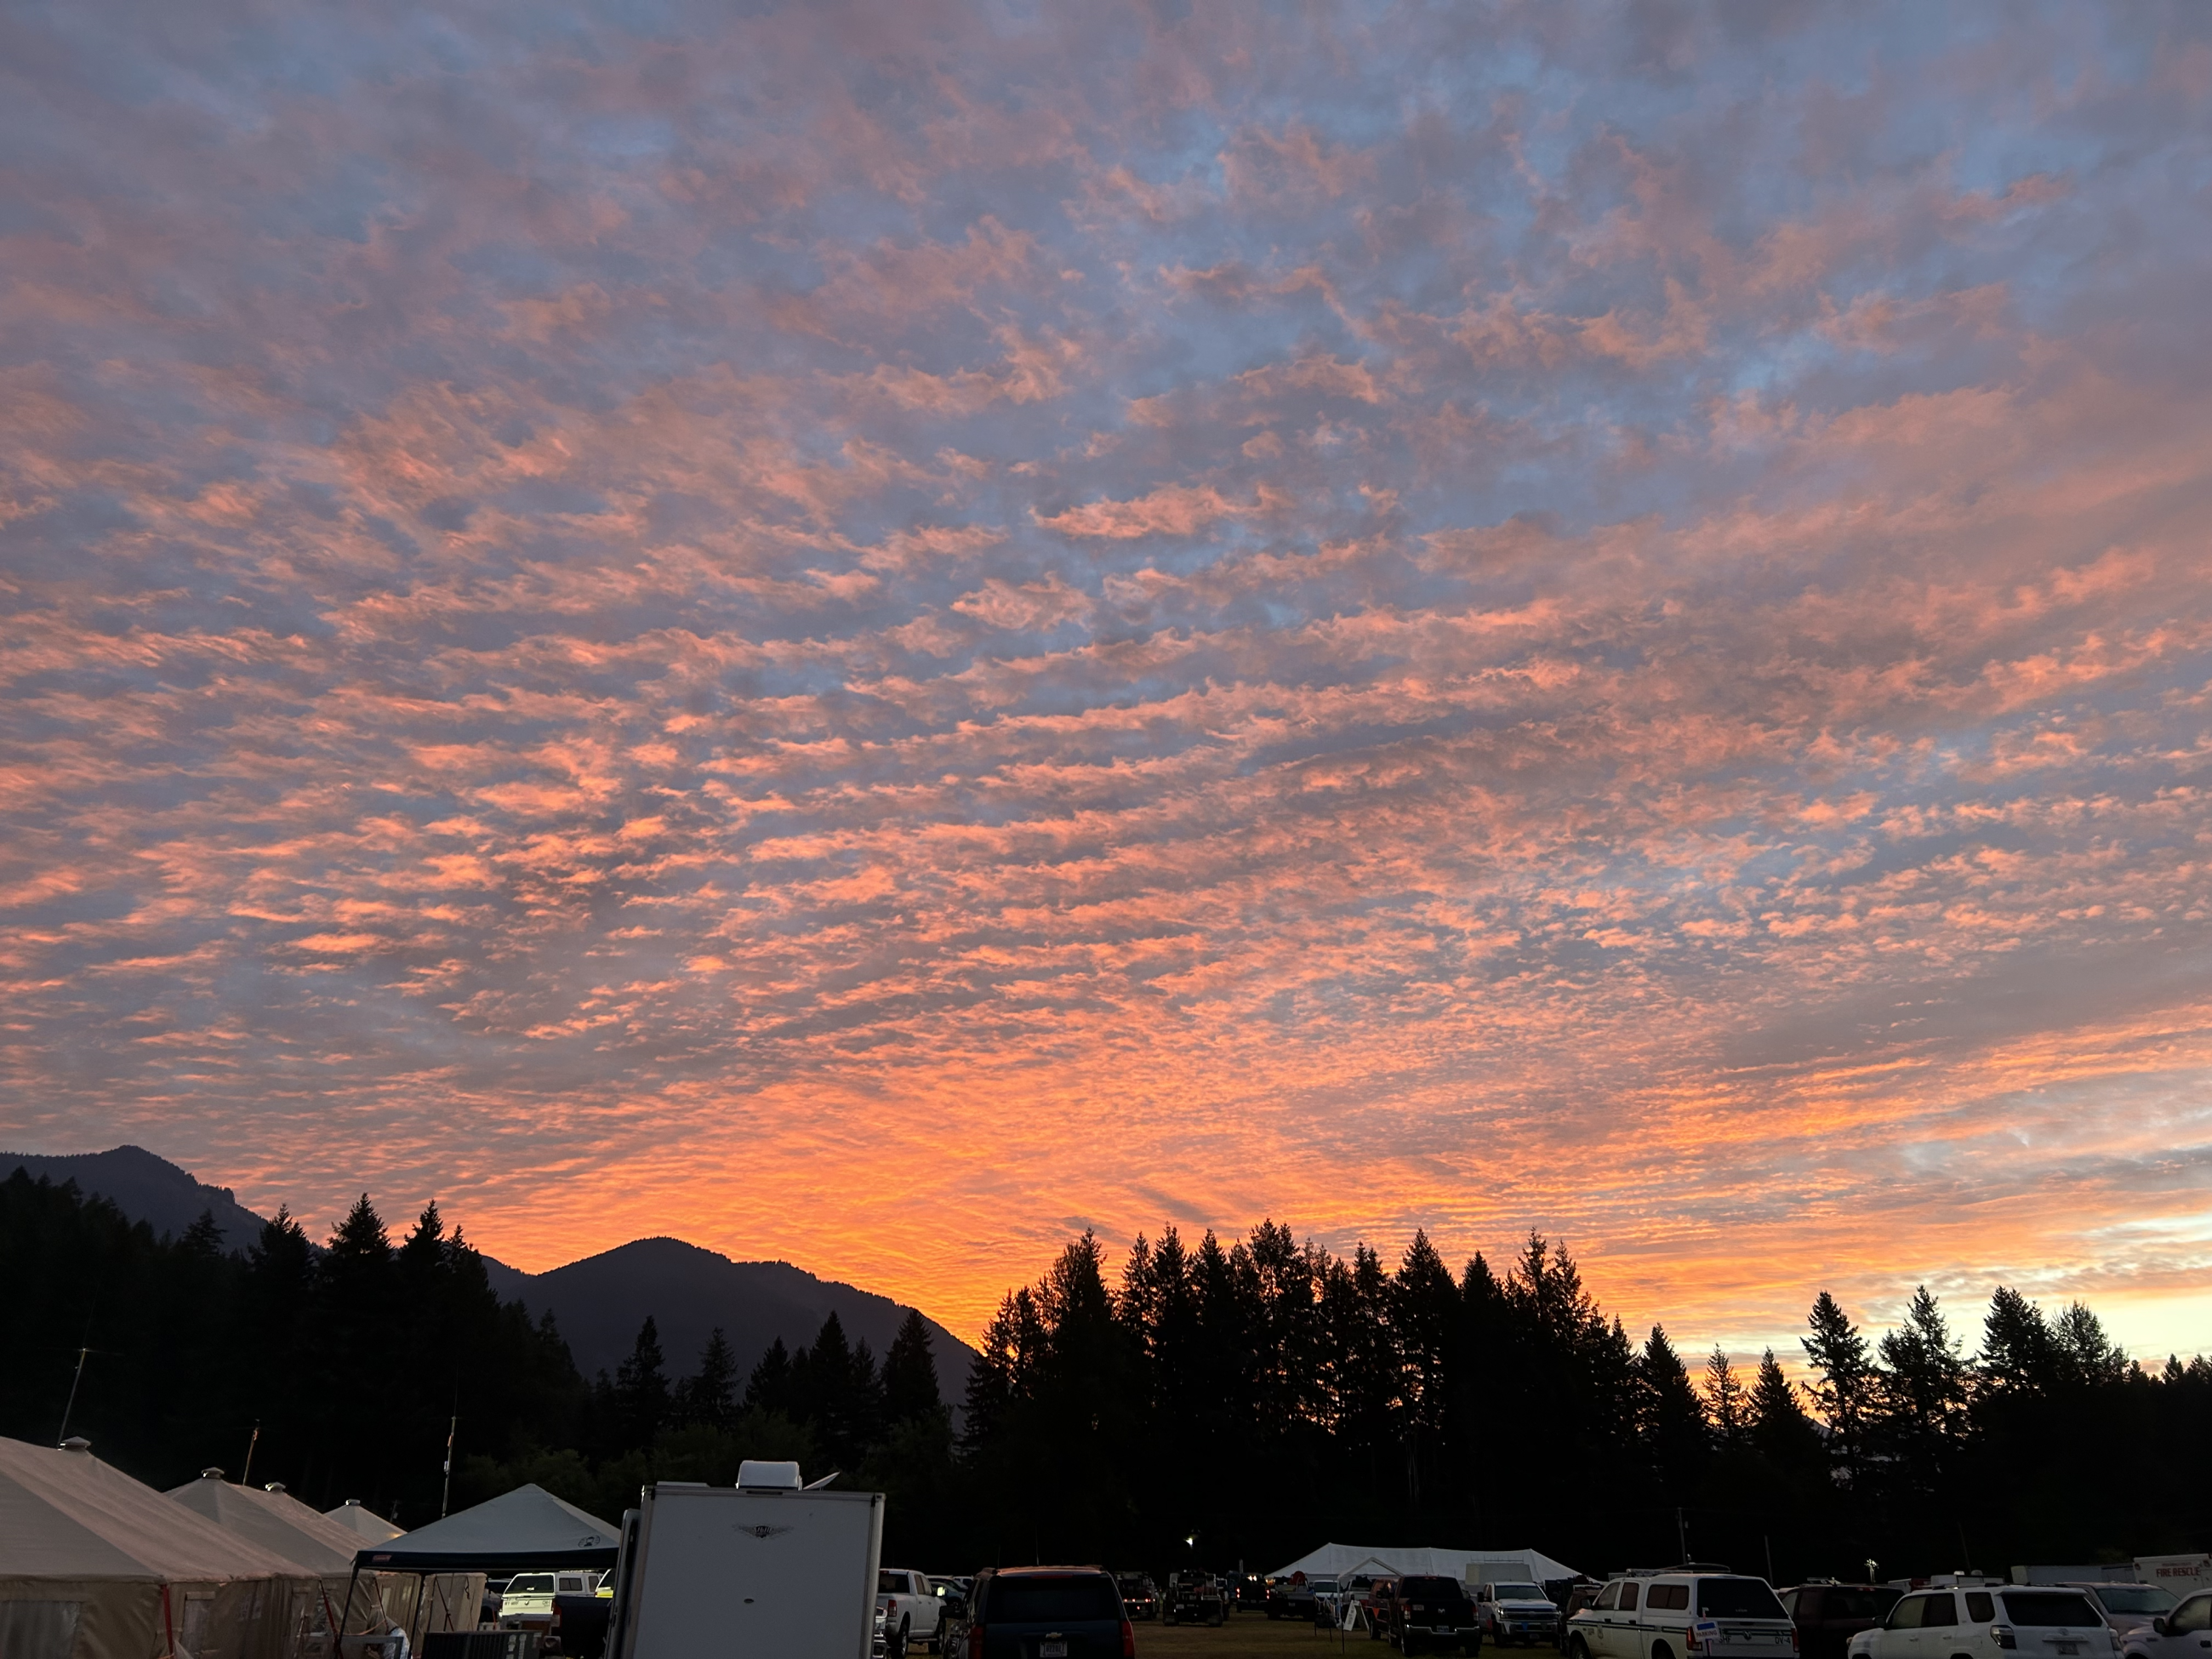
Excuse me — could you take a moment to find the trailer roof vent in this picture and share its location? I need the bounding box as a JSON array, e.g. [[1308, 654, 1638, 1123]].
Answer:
[[735, 1460, 801, 1491]]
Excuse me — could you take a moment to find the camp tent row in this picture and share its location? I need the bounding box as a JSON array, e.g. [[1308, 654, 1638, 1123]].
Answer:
[[1270, 1542, 1583, 1586], [0, 1436, 614, 1659]]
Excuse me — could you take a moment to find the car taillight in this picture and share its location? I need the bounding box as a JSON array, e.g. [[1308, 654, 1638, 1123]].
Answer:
[[1789, 1628, 1798, 1652], [967, 1622, 984, 1659], [1121, 1617, 1136, 1658], [1993, 1627, 2017, 1650]]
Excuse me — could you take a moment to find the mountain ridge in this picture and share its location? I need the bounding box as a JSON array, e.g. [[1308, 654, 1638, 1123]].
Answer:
[[3, 1145, 978, 1405]]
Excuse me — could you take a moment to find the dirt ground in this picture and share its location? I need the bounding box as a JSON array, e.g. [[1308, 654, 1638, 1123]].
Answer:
[[1135, 1613, 1398, 1659]]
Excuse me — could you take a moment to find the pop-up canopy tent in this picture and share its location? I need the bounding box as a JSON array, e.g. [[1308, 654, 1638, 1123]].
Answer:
[[1270, 1542, 1582, 1586], [321, 1502, 402, 1546], [356, 1484, 620, 1575], [341, 1485, 615, 1648], [0, 1436, 321, 1659]]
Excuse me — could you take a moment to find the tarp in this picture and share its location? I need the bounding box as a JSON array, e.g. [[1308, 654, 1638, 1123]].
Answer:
[[358, 1484, 620, 1573], [321, 1502, 402, 1546], [1270, 1542, 1582, 1586], [0, 1436, 321, 1659]]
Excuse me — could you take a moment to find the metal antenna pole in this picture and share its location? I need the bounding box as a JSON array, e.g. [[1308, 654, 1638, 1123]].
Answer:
[[56, 1346, 90, 1445], [240, 1422, 261, 1487], [440, 1415, 457, 1517]]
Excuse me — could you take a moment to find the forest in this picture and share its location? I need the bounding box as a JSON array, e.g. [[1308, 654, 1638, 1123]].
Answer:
[[3, 1167, 2206, 1577]]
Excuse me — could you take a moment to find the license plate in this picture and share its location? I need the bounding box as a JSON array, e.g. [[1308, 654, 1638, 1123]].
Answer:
[[1042, 1644, 1068, 1657]]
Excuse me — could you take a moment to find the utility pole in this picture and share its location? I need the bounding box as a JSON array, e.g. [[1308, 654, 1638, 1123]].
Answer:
[[241, 1422, 261, 1487], [1676, 1507, 1689, 1564], [440, 1416, 457, 1518], [56, 1345, 92, 1446]]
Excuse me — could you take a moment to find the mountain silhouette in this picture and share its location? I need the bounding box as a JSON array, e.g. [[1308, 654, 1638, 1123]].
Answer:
[[3, 1145, 978, 1405]]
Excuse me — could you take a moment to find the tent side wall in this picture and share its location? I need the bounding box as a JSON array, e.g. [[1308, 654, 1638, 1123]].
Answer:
[[0, 1576, 158, 1659]]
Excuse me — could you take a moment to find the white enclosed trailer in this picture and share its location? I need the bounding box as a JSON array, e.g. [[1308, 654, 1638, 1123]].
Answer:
[[605, 1462, 884, 1659]]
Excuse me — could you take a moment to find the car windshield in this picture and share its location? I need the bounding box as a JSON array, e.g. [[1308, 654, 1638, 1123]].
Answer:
[[1312, 1582, 1338, 1593], [1496, 1586, 1546, 1600], [2002, 1594, 2102, 1628], [985, 1576, 1121, 1623], [1699, 1581, 1790, 1620], [2093, 1589, 2175, 1616], [1404, 1579, 1464, 1599], [1823, 1591, 1900, 1621], [505, 1576, 555, 1595]]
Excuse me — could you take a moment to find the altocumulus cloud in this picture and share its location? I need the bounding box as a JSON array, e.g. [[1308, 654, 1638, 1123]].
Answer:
[[2, 0, 2209, 1349]]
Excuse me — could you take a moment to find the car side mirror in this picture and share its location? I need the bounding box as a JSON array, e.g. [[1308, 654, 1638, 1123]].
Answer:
[[2149, 1619, 2168, 1638]]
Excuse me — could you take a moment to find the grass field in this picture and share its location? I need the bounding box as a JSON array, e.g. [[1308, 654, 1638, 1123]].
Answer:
[[1134, 1614, 1398, 1659]]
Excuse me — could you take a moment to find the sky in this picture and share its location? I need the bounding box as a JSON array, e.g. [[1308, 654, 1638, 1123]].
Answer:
[[3, 0, 2209, 1365]]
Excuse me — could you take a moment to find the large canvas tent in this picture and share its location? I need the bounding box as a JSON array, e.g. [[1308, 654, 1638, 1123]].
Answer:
[[356, 1484, 619, 1575], [1270, 1542, 1582, 1586], [320, 1502, 402, 1547], [0, 1437, 320, 1659], [166, 1474, 481, 1647]]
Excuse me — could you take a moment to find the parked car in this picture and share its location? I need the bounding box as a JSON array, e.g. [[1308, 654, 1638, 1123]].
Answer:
[[1165, 1571, 1227, 1626], [1270, 1579, 1319, 1621], [1568, 1572, 1795, 1659], [1781, 1583, 1902, 1659], [2067, 1585, 2180, 1642], [1234, 1575, 1268, 1612], [877, 1567, 947, 1657], [1389, 1574, 1485, 1655], [1559, 1585, 1605, 1649], [1116, 1574, 1159, 1622], [1479, 1582, 1562, 1647], [966, 1566, 1132, 1659], [500, 1572, 601, 1631], [2123, 1590, 2210, 1659], [1848, 1586, 2118, 1659]]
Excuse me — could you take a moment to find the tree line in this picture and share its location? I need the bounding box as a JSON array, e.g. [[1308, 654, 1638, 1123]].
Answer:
[[4, 1169, 2207, 1579]]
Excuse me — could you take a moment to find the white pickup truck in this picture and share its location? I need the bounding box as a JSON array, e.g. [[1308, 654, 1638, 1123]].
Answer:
[[877, 1568, 946, 1657]]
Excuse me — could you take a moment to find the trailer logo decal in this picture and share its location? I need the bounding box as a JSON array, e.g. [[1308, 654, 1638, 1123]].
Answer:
[[737, 1524, 795, 1539]]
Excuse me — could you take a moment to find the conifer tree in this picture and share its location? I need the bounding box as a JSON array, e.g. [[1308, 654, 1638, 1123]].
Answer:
[[1703, 1345, 1749, 1447], [684, 1327, 739, 1428], [745, 1336, 795, 1417], [1874, 1286, 1968, 1474], [881, 1309, 941, 1425], [1639, 1325, 1709, 1494], [615, 1315, 671, 1448], [1747, 1348, 1823, 1471], [1804, 1291, 1873, 1483]]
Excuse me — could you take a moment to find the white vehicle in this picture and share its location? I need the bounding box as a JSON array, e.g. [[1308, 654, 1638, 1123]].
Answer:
[[1480, 1582, 1563, 1646], [2066, 1586, 2179, 1642], [2122, 1591, 2210, 1659], [499, 1571, 601, 1628], [877, 1567, 945, 1657], [1847, 1586, 2119, 1659], [1567, 1572, 1795, 1659], [605, 1463, 884, 1659]]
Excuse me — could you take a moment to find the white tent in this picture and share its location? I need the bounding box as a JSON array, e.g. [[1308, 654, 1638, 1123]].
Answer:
[[320, 1502, 401, 1547], [1271, 1542, 1582, 1586], [0, 1437, 321, 1659], [167, 1473, 480, 1646]]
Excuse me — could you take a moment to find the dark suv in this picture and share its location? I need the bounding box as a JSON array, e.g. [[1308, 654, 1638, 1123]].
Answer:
[[1115, 1575, 1159, 1622], [1779, 1584, 1901, 1659], [967, 1569, 1131, 1659], [1390, 1576, 1484, 1655]]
